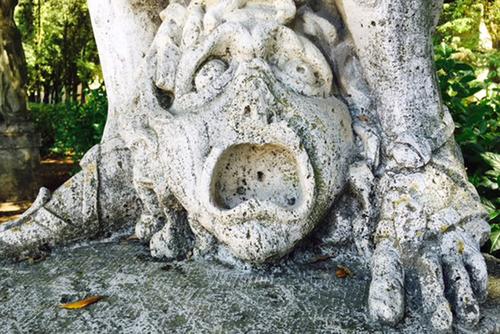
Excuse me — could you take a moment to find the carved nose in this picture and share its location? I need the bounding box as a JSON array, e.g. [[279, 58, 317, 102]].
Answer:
[[241, 104, 274, 124], [238, 78, 277, 124]]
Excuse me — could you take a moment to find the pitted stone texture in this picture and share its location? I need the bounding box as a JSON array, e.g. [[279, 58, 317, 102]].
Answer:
[[0, 242, 499, 333], [336, 0, 451, 168], [126, 0, 356, 263], [212, 144, 303, 210], [0, 0, 493, 330], [0, 123, 40, 202]]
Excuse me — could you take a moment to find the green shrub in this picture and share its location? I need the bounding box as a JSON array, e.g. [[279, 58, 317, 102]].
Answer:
[[30, 87, 107, 162], [434, 43, 499, 252], [434, 0, 499, 254]]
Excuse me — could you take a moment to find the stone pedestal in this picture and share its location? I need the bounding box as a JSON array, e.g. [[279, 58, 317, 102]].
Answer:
[[0, 122, 40, 202], [0, 1, 494, 330], [0, 241, 498, 333], [0, 0, 40, 202]]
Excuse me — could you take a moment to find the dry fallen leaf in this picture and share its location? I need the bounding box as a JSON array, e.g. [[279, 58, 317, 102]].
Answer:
[[126, 235, 139, 241], [457, 240, 465, 254], [27, 254, 48, 264], [358, 115, 369, 122], [60, 296, 106, 310], [440, 225, 450, 234], [335, 265, 353, 279], [310, 254, 334, 264]]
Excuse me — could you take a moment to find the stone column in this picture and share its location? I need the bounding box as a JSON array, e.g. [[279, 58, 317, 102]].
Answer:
[[0, 0, 40, 202]]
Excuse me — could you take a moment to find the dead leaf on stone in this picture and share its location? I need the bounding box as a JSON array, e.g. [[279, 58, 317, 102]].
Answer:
[[440, 225, 450, 234], [27, 254, 48, 264], [358, 115, 369, 122], [60, 296, 106, 310], [310, 254, 334, 264], [336, 265, 353, 279]]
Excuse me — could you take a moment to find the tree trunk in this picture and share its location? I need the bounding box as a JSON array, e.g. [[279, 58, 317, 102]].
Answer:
[[0, 0, 29, 124], [0, 0, 40, 202], [42, 83, 50, 104]]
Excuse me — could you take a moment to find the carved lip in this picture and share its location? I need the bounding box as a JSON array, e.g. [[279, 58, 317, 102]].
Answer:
[[198, 123, 316, 224]]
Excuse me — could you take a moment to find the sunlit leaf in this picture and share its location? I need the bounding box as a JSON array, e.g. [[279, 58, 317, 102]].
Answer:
[[335, 265, 353, 279], [491, 225, 500, 253], [60, 296, 106, 310], [310, 254, 334, 264], [481, 152, 500, 172]]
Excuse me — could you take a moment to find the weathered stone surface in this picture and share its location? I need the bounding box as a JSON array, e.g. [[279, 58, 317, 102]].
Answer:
[[0, 241, 499, 333], [0, 1, 493, 331], [0, 122, 40, 202]]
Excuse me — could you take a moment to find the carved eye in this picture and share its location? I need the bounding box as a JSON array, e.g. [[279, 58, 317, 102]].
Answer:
[[272, 58, 327, 96], [282, 60, 319, 87], [194, 58, 229, 92], [154, 86, 174, 110]]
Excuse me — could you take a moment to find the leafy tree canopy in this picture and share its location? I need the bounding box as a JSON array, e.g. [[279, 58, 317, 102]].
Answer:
[[15, 0, 101, 104]]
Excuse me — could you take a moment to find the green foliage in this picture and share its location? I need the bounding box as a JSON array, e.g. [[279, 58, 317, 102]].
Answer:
[[492, 224, 500, 252], [15, 0, 101, 103], [30, 87, 107, 161], [434, 1, 500, 253], [436, 0, 499, 51]]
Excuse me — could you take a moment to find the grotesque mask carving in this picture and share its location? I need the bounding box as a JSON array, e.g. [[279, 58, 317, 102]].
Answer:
[[128, 1, 354, 262], [0, 0, 492, 331]]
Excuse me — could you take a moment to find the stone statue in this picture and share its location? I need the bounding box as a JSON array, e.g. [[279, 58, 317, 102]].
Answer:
[[0, 0, 40, 201], [0, 0, 29, 125], [0, 0, 492, 330]]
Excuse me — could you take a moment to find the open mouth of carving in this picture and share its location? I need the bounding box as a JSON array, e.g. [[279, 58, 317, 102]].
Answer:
[[211, 144, 303, 210]]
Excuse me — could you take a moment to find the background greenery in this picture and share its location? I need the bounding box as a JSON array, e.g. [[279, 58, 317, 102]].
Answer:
[[16, 0, 101, 104], [30, 87, 107, 160], [434, 0, 499, 253], [13, 0, 500, 253]]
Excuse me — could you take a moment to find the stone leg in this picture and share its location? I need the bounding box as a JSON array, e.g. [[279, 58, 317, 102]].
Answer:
[[335, 0, 450, 168], [332, 0, 491, 329], [134, 183, 166, 242], [87, 0, 168, 141], [367, 138, 490, 330], [149, 209, 194, 261], [0, 139, 140, 259]]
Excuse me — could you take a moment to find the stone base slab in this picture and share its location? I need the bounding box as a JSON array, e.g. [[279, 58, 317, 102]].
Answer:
[[0, 241, 498, 333]]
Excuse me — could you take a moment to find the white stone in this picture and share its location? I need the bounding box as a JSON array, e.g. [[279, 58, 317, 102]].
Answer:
[[0, 1, 491, 331]]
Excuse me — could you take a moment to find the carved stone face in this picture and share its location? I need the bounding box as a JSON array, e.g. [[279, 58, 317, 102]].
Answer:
[[134, 2, 354, 263]]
